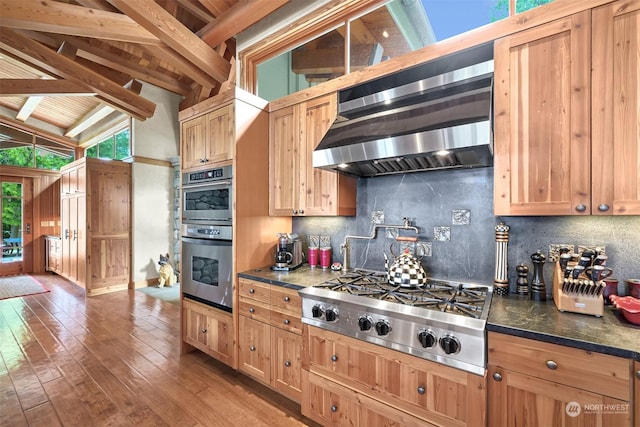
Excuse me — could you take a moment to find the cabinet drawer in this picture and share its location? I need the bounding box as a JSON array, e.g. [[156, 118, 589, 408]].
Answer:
[[270, 287, 302, 315], [270, 309, 302, 334], [488, 332, 630, 400], [238, 300, 270, 323], [238, 278, 270, 304]]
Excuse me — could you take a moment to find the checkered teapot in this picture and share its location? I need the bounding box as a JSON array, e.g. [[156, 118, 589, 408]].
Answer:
[[384, 242, 427, 288]]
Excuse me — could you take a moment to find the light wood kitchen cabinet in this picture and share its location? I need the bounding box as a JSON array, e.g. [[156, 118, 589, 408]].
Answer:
[[183, 298, 234, 367], [237, 278, 303, 402], [303, 325, 486, 427], [635, 360, 639, 426], [494, 3, 640, 216], [45, 236, 61, 274], [59, 158, 131, 295], [269, 93, 356, 216], [488, 332, 632, 426], [181, 104, 233, 171]]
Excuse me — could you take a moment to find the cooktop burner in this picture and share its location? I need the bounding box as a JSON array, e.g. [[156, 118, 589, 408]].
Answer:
[[314, 269, 490, 319]]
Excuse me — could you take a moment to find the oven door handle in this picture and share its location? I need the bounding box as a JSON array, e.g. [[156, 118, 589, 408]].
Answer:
[[182, 236, 232, 246], [183, 180, 232, 189]]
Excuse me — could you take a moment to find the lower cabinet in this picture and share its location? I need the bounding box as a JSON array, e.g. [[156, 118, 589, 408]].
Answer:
[[182, 298, 234, 367], [635, 361, 639, 426], [488, 332, 632, 427], [237, 278, 303, 402], [303, 326, 487, 427]]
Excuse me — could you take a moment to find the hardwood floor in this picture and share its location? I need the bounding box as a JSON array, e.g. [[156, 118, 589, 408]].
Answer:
[[0, 274, 318, 427]]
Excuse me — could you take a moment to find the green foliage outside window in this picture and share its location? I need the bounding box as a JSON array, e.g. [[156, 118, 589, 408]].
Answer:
[[86, 128, 130, 160], [2, 182, 22, 240], [0, 145, 73, 170], [492, 0, 554, 20]]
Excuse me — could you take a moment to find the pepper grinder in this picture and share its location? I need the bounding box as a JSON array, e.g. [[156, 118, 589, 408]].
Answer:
[[530, 250, 547, 301], [516, 263, 529, 295], [493, 222, 510, 296]]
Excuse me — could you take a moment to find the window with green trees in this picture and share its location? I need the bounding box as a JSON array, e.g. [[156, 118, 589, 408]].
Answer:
[[86, 128, 130, 160], [0, 124, 75, 171]]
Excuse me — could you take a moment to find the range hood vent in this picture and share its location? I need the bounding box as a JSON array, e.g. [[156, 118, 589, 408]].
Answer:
[[313, 43, 494, 177]]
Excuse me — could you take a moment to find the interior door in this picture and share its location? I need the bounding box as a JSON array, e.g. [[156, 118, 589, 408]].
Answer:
[[1, 176, 33, 276]]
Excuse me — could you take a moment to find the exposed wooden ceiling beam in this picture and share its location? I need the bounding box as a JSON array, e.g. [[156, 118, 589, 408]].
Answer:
[[198, 0, 289, 47], [107, 0, 231, 84], [16, 96, 43, 121], [55, 35, 192, 96], [174, 0, 216, 23], [0, 28, 156, 120], [197, 0, 231, 17], [72, 0, 119, 13], [0, 79, 96, 96], [141, 44, 218, 91], [0, 0, 161, 45], [65, 80, 141, 138]]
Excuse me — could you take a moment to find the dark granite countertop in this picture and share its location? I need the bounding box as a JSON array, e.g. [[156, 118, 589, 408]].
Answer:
[[238, 266, 640, 361], [488, 295, 640, 361], [238, 265, 343, 290]]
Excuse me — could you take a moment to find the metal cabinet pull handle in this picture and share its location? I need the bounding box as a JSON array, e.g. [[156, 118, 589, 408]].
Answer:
[[283, 296, 290, 302], [330, 405, 338, 413], [417, 386, 425, 395], [493, 372, 503, 382], [636, 370, 640, 379], [284, 361, 291, 367], [299, 209, 304, 215], [546, 360, 558, 370], [292, 209, 298, 215], [598, 204, 610, 212], [249, 346, 256, 352], [249, 308, 255, 313], [331, 355, 338, 362], [201, 329, 207, 334], [575, 204, 587, 212], [249, 288, 255, 294], [284, 319, 290, 325]]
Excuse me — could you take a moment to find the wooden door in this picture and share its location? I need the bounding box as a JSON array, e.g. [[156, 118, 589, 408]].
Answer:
[[205, 105, 234, 164], [0, 176, 32, 276], [271, 327, 302, 401], [494, 11, 591, 215], [488, 367, 630, 426], [238, 315, 271, 384], [181, 115, 207, 170], [592, 0, 640, 215], [301, 94, 340, 216], [269, 105, 300, 215]]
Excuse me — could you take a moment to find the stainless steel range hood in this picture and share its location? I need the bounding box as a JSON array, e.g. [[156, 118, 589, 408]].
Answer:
[[313, 43, 494, 177]]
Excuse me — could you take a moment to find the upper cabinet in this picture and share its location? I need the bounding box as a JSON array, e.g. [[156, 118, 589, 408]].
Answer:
[[494, 1, 640, 216], [181, 104, 234, 171], [269, 93, 356, 216]]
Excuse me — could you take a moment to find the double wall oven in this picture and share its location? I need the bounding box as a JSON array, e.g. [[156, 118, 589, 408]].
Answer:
[[181, 165, 233, 312]]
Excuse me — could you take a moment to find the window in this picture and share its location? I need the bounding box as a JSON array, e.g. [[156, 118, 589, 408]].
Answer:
[[246, 0, 554, 100], [0, 124, 75, 170], [86, 128, 130, 160]]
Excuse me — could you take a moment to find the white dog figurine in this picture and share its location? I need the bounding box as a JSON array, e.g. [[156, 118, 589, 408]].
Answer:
[[158, 253, 177, 287]]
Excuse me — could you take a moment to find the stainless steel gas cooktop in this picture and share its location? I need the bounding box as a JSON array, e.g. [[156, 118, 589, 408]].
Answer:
[[298, 269, 493, 375]]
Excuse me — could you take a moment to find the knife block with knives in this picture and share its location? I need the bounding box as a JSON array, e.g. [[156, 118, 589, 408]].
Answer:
[[552, 251, 610, 317]]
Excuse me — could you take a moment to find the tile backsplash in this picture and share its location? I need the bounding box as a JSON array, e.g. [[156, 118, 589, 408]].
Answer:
[[293, 167, 640, 297]]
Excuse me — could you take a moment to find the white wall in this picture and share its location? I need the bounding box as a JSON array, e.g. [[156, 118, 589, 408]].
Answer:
[[130, 83, 182, 285]]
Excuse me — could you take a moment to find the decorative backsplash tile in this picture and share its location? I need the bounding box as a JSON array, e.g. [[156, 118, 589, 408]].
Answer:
[[452, 209, 470, 225], [434, 226, 451, 242]]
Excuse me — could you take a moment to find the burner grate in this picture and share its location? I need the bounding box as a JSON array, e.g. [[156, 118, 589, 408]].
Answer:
[[314, 270, 490, 319]]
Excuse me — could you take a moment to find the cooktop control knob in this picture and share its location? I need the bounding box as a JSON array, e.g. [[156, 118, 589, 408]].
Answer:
[[311, 305, 324, 318], [375, 320, 391, 336], [417, 330, 436, 348], [358, 315, 373, 331], [439, 335, 461, 354], [325, 307, 339, 322]]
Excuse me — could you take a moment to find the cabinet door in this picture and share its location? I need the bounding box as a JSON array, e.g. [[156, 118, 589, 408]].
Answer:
[[205, 105, 234, 164], [634, 360, 639, 426], [488, 366, 631, 426], [271, 327, 302, 402], [182, 115, 207, 170], [494, 11, 591, 215], [238, 315, 271, 384], [183, 299, 234, 366], [592, 0, 640, 215], [301, 94, 355, 216], [269, 105, 300, 215]]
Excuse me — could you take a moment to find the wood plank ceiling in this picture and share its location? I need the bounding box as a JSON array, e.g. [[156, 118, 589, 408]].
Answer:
[[0, 0, 289, 146]]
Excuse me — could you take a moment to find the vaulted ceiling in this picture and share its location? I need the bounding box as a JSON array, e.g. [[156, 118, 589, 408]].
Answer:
[[0, 0, 290, 146]]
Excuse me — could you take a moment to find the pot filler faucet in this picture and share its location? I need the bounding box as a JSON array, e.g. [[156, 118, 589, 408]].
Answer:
[[341, 217, 419, 271]]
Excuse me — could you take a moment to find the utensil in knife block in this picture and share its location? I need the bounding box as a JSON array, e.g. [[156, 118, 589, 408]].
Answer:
[[552, 262, 604, 317]]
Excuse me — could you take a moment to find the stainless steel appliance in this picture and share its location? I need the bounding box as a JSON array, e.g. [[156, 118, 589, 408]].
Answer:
[[271, 233, 304, 271], [313, 42, 494, 177], [299, 269, 493, 375], [182, 165, 232, 223], [182, 222, 233, 312]]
